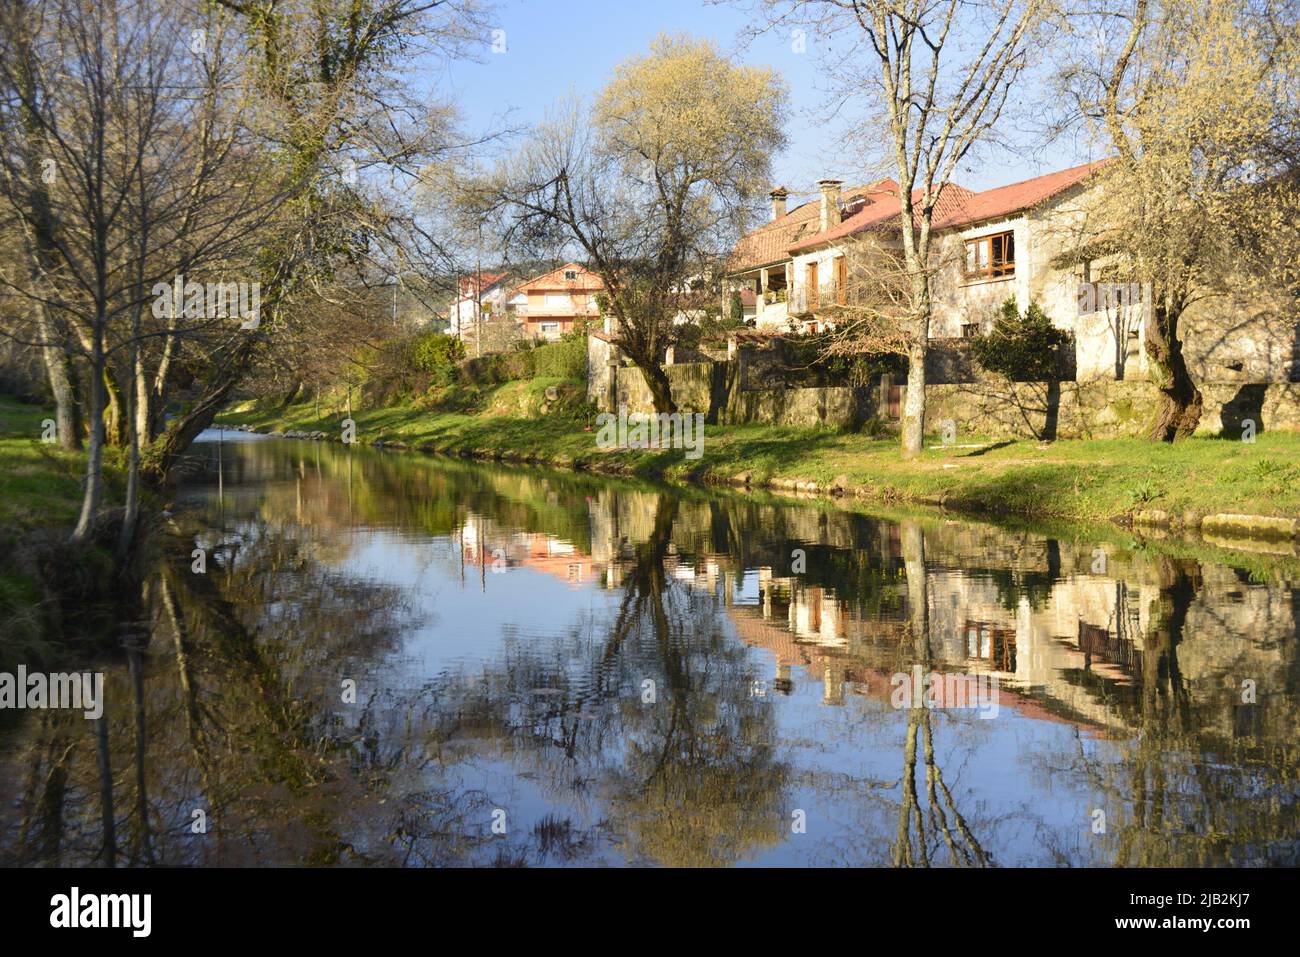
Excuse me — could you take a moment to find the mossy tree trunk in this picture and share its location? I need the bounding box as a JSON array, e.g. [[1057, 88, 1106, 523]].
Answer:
[[1144, 292, 1202, 442]]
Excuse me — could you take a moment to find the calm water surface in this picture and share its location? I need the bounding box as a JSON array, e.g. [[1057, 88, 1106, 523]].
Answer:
[[2, 430, 1298, 866]]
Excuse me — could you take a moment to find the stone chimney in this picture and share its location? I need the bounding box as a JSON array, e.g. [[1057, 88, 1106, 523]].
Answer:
[[818, 179, 844, 232], [769, 186, 788, 221]]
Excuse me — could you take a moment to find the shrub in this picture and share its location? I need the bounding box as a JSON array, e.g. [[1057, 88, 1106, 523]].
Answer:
[[778, 331, 902, 387], [970, 298, 1070, 381], [460, 347, 536, 385], [533, 333, 587, 380], [674, 309, 745, 354], [410, 331, 466, 384]]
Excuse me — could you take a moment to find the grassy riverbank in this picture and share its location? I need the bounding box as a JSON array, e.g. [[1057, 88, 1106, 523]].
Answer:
[[0, 395, 130, 666], [220, 392, 1300, 531], [0, 395, 99, 531]]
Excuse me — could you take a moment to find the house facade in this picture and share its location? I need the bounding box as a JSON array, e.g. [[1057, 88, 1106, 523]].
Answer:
[[507, 262, 604, 342], [448, 271, 511, 341], [727, 160, 1298, 384]]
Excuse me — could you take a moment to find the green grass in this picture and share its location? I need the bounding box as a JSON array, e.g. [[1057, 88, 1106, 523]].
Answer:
[[0, 395, 119, 665], [0, 395, 97, 530], [219, 390, 1300, 526]]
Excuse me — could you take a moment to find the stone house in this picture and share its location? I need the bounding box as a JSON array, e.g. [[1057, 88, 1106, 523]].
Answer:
[[726, 159, 1300, 385]]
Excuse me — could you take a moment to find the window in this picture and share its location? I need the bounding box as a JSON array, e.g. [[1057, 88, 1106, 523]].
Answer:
[[545, 293, 569, 307], [961, 322, 980, 338], [964, 230, 1015, 281], [806, 261, 819, 309], [834, 256, 847, 305], [540, 322, 559, 334], [564, 270, 577, 280]]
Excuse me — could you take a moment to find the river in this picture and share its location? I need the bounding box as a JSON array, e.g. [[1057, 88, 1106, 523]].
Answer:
[[2, 429, 1297, 866]]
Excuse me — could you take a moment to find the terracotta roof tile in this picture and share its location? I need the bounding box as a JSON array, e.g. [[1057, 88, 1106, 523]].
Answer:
[[457, 271, 508, 299], [726, 181, 896, 273], [775, 159, 1115, 254], [931, 158, 1114, 230]]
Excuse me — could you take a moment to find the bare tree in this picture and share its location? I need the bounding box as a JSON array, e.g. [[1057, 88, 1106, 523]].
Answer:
[[484, 36, 788, 412], [0, 0, 299, 543], [1059, 0, 1300, 440], [751, 0, 1051, 456], [147, 0, 495, 478]]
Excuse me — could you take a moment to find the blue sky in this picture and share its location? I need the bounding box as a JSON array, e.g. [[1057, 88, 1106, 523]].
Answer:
[[431, 0, 1098, 209]]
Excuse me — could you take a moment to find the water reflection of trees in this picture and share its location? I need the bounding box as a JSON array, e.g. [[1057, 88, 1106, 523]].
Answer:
[[7, 440, 1299, 867], [0, 522, 429, 866], [393, 499, 790, 866], [892, 522, 991, 868]]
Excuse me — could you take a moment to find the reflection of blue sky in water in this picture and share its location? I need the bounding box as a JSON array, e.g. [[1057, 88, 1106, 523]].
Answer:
[[146, 434, 1300, 866], [334, 523, 1133, 866]]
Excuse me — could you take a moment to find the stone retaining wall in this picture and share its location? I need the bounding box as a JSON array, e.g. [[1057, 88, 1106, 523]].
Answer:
[[924, 380, 1300, 440], [589, 334, 1300, 438]]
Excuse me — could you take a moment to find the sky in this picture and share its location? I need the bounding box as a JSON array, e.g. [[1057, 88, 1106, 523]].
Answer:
[[430, 0, 1099, 211]]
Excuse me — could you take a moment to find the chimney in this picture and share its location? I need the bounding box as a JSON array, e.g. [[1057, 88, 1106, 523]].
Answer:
[[769, 186, 788, 221], [818, 179, 843, 232]]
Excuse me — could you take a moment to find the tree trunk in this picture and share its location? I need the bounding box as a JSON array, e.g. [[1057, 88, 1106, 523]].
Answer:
[[898, 211, 932, 459], [71, 349, 106, 544], [134, 351, 151, 453], [1145, 300, 1202, 442], [146, 336, 260, 482], [36, 309, 81, 450], [280, 379, 302, 408], [103, 366, 127, 448], [901, 309, 928, 458], [638, 359, 676, 414], [118, 341, 145, 557], [149, 319, 178, 440]]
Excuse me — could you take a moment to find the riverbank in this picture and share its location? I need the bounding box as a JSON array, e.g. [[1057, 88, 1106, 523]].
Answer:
[[0, 396, 129, 667], [219, 396, 1300, 542], [0, 396, 102, 532]]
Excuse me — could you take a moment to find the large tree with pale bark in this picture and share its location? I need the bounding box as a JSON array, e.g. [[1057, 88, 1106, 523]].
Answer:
[[752, 0, 1053, 457]]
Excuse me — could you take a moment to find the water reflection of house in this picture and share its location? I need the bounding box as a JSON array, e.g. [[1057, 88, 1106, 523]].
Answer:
[[571, 486, 1297, 738], [458, 517, 604, 588], [711, 562, 1127, 732], [726, 591, 1105, 728]]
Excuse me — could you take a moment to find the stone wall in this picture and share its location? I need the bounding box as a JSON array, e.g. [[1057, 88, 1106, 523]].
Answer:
[[723, 385, 875, 429], [586, 333, 619, 407], [614, 362, 721, 417], [924, 379, 1300, 441], [590, 334, 1300, 438], [610, 360, 875, 429]]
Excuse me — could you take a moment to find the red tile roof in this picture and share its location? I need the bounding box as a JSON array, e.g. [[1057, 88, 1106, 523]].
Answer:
[[457, 271, 507, 299], [775, 159, 1114, 255], [726, 181, 897, 273], [788, 181, 976, 252], [931, 158, 1114, 230]]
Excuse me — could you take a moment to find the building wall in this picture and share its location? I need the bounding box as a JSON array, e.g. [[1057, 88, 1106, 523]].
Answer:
[[788, 247, 845, 329], [518, 287, 600, 341], [449, 285, 509, 338], [778, 178, 1297, 385]]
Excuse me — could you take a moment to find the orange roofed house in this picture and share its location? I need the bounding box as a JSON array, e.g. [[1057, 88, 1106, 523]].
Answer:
[[506, 262, 604, 342], [727, 161, 1299, 384]]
